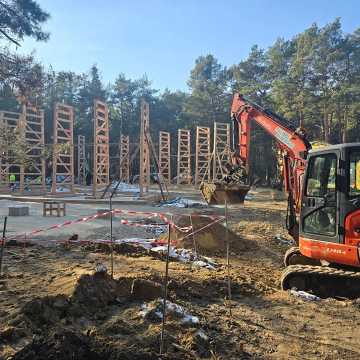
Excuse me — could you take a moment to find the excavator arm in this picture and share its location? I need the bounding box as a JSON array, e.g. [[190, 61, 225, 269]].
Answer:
[[231, 93, 311, 240]]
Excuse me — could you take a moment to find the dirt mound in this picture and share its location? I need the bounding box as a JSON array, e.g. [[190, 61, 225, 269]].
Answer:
[[84, 242, 149, 256], [12, 328, 181, 360], [11, 330, 103, 360], [22, 294, 70, 328], [163, 215, 255, 255], [179, 329, 211, 358], [71, 272, 125, 308]]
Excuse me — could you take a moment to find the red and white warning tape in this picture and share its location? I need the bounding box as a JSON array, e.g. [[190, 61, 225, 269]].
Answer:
[[6, 208, 200, 241]]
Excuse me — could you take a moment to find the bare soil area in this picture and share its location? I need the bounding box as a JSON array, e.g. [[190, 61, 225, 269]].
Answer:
[[1, 189, 360, 359]]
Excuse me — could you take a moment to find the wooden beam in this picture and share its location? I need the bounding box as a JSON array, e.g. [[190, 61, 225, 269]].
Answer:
[[195, 126, 211, 185], [0, 110, 22, 191], [212, 122, 231, 181], [177, 129, 191, 185], [92, 100, 110, 197], [21, 104, 46, 194], [51, 103, 74, 194], [159, 131, 171, 185], [119, 134, 130, 183], [77, 135, 86, 185], [139, 100, 150, 196]]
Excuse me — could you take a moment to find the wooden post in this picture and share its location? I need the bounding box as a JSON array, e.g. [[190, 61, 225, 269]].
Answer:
[[119, 134, 130, 183], [92, 100, 110, 197], [176, 129, 191, 185], [195, 126, 211, 185], [77, 135, 86, 185], [51, 103, 74, 194], [212, 122, 231, 182], [139, 100, 150, 196], [159, 131, 171, 185]]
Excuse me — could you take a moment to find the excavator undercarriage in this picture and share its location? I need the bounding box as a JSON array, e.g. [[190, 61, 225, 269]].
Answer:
[[281, 264, 360, 299]]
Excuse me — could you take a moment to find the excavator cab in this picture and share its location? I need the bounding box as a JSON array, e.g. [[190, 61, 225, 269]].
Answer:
[[282, 144, 360, 298], [298, 144, 360, 266]]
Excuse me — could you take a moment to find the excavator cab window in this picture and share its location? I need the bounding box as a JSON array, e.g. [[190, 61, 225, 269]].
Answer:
[[349, 151, 360, 196], [306, 155, 336, 198], [303, 153, 337, 236]]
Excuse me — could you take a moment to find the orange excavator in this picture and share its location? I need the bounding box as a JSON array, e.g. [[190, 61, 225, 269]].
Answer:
[[202, 93, 360, 298]]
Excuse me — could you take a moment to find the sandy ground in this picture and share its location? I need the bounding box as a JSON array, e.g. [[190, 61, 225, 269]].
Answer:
[[0, 188, 360, 359]]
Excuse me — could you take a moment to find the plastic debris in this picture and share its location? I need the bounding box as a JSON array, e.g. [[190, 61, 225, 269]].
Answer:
[[139, 299, 200, 324], [95, 263, 107, 274], [290, 289, 321, 301], [274, 234, 295, 245], [150, 246, 218, 269], [158, 196, 207, 208], [111, 181, 140, 193]]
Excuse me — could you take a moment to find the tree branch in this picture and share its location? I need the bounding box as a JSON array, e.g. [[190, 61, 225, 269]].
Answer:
[[0, 29, 21, 46]]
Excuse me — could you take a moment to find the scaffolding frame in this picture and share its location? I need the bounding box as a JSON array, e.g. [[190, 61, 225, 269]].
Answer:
[[195, 126, 211, 185], [20, 105, 46, 194], [119, 134, 130, 183], [92, 100, 109, 196], [177, 129, 191, 185], [51, 103, 74, 194], [0, 110, 22, 190], [212, 122, 231, 181], [158, 131, 171, 184], [77, 135, 86, 185], [139, 100, 150, 196]]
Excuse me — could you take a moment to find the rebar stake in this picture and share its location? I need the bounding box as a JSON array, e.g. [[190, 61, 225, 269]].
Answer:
[[160, 222, 171, 355], [225, 200, 232, 320], [0, 216, 8, 277], [109, 196, 114, 278]]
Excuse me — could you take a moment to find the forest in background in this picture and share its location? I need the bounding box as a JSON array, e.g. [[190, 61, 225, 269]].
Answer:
[[1, 1, 360, 183]]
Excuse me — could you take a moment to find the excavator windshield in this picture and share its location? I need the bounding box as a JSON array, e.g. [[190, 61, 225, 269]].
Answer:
[[349, 150, 360, 197]]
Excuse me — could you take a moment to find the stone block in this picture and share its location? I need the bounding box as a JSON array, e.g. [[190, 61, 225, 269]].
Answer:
[[8, 206, 29, 216]]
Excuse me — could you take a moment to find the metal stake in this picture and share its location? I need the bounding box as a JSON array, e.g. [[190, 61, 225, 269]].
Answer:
[[189, 214, 198, 259], [225, 200, 232, 320], [160, 222, 171, 355], [0, 216, 8, 276], [109, 196, 114, 278]]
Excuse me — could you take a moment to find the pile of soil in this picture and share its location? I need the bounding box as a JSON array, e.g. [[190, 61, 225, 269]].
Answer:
[[83, 242, 149, 256], [22, 294, 70, 328], [11, 330, 105, 360], [71, 272, 127, 308], [163, 215, 255, 255]]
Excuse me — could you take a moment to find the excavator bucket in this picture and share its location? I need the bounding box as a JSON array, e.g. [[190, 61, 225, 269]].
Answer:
[[200, 182, 251, 205]]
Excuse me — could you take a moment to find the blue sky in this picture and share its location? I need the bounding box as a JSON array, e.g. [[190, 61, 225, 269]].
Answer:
[[18, 0, 360, 92]]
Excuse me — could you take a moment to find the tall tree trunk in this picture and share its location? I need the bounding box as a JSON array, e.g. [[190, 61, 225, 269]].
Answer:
[[342, 106, 348, 143], [323, 107, 330, 143]]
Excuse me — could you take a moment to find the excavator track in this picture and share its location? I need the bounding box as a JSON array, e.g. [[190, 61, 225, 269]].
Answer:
[[283, 247, 320, 266], [281, 265, 360, 299]]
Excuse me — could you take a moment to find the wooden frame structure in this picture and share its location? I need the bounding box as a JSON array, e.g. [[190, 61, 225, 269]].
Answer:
[[177, 129, 191, 185], [158, 131, 171, 184], [20, 105, 46, 194], [51, 103, 74, 194], [92, 100, 109, 196], [77, 135, 86, 185], [119, 134, 130, 183], [139, 100, 150, 196], [212, 122, 231, 181], [0, 110, 22, 191], [195, 126, 211, 185]]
